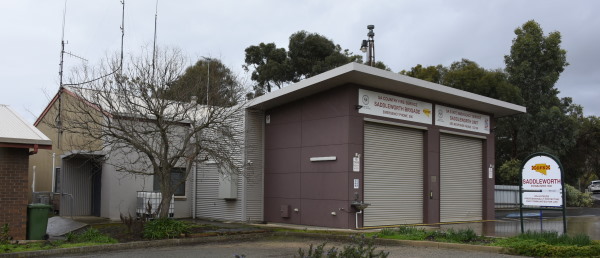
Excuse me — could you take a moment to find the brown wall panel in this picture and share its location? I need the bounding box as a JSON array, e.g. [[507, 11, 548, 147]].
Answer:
[[300, 199, 350, 228], [300, 172, 348, 200], [301, 145, 349, 173], [265, 147, 301, 174], [301, 117, 349, 147], [425, 129, 440, 224], [264, 197, 302, 224], [265, 122, 302, 150], [264, 173, 301, 199], [301, 86, 351, 121], [483, 128, 495, 220], [266, 102, 302, 125], [264, 87, 355, 228]]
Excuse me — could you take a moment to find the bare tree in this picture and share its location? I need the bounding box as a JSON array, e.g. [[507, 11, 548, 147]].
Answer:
[[56, 47, 245, 217]]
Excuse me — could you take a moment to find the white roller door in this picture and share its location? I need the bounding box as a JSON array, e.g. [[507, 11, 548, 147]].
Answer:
[[364, 122, 424, 226], [440, 134, 483, 222]]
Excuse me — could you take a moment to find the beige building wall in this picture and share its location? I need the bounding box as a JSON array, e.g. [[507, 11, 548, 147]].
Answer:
[[29, 92, 103, 195]]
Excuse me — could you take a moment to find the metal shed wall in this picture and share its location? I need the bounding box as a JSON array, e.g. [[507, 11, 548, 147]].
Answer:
[[194, 109, 264, 222], [242, 109, 264, 222], [60, 158, 96, 216]]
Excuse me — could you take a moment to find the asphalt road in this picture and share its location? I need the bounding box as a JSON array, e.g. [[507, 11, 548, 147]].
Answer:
[[56, 237, 519, 258]]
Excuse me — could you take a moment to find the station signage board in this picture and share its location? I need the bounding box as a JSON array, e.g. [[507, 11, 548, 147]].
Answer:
[[358, 89, 432, 124], [435, 105, 490, 134], [521, 154, 564, 207]]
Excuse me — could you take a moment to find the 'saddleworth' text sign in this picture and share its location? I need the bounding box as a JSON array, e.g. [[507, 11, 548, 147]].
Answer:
[[521, 154, 563, 207], [358, 89, 432, 124], [435, 105, 490, 134]]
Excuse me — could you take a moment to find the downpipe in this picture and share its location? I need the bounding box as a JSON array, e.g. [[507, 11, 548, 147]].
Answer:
[[355, 209, 363, 229]]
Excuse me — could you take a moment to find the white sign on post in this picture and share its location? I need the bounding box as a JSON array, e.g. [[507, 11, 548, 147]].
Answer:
[[358, 89, 433, 124], [521, 155, 563, 207], [435, 105, 490, 134]]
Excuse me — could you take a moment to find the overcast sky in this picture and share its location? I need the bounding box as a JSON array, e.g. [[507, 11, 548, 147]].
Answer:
[[1, 0, 599, 123]]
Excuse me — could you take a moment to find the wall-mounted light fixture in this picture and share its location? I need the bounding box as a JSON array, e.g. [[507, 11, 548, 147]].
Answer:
[[310, 156, 337, 162]]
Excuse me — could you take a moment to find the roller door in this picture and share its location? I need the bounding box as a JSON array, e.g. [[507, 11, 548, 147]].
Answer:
[[364, 122, 424, 226], [440, 134, 483, 222]]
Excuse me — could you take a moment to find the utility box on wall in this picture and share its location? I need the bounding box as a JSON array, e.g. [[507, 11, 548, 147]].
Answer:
[[218, 173, 238, 199]]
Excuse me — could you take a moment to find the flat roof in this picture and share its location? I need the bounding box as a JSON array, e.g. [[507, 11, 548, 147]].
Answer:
[[0, 104, 52, 146], [247, 62, 526, 117]]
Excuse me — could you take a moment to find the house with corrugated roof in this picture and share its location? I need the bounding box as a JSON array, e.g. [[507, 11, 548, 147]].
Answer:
[[0, 104, 52, 240]]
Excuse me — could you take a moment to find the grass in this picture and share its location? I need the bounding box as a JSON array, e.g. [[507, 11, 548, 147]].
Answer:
[[0, 228, 116, 254], [375, 226, 600, 257]]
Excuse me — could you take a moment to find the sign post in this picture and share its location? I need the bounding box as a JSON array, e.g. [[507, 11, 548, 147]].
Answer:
[[519, 152, 567, 234]]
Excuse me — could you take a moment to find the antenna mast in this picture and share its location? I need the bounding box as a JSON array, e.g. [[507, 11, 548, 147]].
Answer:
[[151, 0, 159, 80]]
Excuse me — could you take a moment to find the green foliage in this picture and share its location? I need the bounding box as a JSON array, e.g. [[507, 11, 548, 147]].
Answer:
[[243, 42, 291, 94], [497, 159, 521, 185], [296, 234, 388, 258], [142, 218, 191, 239], [0, 224, 10, 244], [162, 58, 241, 106], [244, 30, 387, 96], [493, 231, 597, 257], [399, 59, 522, 104], [65, 228, 117, 244], [497, 20, 575, 166], [443, 228, 479, 243], [562, 115, 600, 182], [565, 184, 594, 207], [505, 20, 568, 114]]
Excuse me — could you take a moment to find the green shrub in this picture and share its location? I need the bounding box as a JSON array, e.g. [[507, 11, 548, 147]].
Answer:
[[0, 224, 11, 245], [378, 228, 396, 236], [565, 184, 594, 207], [142, 218, 191, 239], [65, 228, 117, 243], [497, 159, 521, 185], [444, 228, 480, 243], [493, 231, 598, 256], [514, 231, 592, 246]]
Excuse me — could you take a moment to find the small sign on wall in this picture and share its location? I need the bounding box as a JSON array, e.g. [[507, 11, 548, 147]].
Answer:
[[435, 104, 490, 134], [353, 179, 360, 189], [353, 154, 360, 172], [358, 89, 433, 124]]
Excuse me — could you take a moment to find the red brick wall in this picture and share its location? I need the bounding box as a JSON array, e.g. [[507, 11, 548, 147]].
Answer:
[[0, 147, 29, 240]]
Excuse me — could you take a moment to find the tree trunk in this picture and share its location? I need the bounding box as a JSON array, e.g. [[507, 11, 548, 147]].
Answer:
[[158, 193, 172, 218]]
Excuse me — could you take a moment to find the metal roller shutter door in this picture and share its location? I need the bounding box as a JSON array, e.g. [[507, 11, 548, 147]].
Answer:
[[440, 134, 483, 222], [364, 122, 423, 226]]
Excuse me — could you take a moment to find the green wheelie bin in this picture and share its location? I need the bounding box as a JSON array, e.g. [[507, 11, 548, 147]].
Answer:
[[27, 203, 52, 240]]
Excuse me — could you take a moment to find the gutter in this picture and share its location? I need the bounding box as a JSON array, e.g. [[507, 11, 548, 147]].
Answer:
[[29, 144, 39, 155]]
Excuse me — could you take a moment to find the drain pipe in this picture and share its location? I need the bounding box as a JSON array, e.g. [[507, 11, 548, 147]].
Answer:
[[192, 163, 196, 219], [355, 209, 363, 229]]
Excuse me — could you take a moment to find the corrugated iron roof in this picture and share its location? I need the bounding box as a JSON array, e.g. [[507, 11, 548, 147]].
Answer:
[[0, 104, 52, 146]]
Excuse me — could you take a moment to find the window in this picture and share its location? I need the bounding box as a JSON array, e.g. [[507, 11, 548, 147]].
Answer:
[[153, 167, 186, 197]]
